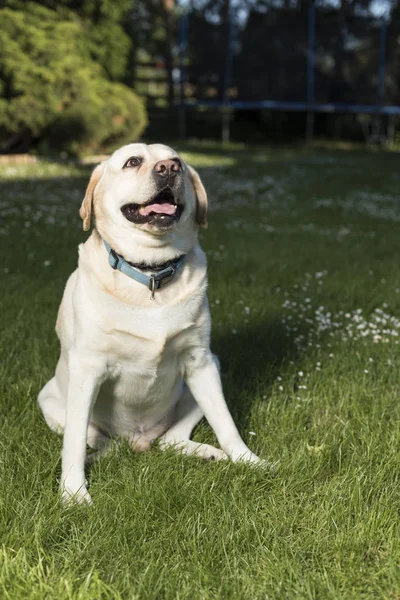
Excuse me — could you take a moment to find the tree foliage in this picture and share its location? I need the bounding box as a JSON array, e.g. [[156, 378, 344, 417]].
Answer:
[[0, 1, 147, 154], [32, 0, 135, 80]]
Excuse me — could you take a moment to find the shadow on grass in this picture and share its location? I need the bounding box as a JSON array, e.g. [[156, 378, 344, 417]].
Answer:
[[212, 316, 307, 431]]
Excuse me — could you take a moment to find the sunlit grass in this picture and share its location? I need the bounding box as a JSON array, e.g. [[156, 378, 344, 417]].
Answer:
[[1, 145, 400, 599]]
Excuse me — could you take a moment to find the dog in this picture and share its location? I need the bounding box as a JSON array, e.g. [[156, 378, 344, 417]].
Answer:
[[38, 143, 265, 503]]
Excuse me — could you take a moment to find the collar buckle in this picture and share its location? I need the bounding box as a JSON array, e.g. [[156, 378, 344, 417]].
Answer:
[[149, 276, 156, 301], [103, 239, 185, 296]]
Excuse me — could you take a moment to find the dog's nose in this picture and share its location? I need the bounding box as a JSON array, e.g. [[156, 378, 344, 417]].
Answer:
[[154, 159, 182, 178]]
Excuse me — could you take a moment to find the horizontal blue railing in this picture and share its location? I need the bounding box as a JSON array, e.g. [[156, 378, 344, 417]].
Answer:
[[181, 100, 400, 115]]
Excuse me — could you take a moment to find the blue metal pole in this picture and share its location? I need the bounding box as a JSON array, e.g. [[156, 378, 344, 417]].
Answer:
[[307, 0, 316, 105], [378, 17, 388, 107], [178, 8, 190, 139], [222, 0, 234, 143], [306, 0, 316, 142], [223, 1, 233, 104]]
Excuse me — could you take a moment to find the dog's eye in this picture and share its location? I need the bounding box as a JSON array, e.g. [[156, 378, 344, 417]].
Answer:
[[123, 156, 142, 169]]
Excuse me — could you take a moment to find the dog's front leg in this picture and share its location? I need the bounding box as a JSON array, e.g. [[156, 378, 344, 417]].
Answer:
[[61, 353, 104, 504], [184, 352, 263, 465]]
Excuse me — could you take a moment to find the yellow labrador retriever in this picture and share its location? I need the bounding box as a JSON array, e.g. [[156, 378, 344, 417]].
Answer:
[[38, 143, 264, 503]]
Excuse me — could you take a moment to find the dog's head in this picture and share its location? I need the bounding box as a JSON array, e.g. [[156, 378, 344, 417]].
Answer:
[[80, 144, 207, 244]]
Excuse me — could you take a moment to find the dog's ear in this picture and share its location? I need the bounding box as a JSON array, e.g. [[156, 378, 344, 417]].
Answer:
[[79, 162, 105, 231], [187, 165, 208, 229]]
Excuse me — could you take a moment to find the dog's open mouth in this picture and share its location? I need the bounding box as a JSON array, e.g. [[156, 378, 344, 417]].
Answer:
[[121, 189, 183, 228]]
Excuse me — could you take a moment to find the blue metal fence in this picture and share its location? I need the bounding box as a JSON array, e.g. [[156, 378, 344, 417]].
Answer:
[[178, 1, 400, 141]]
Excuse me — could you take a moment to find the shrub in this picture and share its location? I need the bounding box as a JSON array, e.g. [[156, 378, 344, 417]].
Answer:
[[0, 2, 147, 155]]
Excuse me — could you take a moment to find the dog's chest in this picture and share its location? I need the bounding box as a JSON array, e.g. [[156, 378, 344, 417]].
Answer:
[[77, 264, 208, 428], [94, 291, 205, 388], [94, 307, 197, 433], [106, 297, 200, 354]]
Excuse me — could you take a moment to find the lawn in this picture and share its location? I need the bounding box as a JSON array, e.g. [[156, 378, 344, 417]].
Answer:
[[1, 144, 400, 599]]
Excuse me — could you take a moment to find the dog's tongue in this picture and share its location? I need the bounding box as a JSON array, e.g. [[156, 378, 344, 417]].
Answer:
[[140, 203, 177, 216]]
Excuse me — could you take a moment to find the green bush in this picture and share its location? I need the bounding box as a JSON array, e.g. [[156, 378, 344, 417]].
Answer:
[[44, 80, 147, 155], [0, 2, 147, 155]]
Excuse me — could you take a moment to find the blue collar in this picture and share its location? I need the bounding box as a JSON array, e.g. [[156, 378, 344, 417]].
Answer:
[[103, 240, 185, 300]]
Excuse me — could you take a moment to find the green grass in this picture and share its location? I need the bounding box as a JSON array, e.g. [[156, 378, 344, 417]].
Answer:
[[2, 145, 400, 599]]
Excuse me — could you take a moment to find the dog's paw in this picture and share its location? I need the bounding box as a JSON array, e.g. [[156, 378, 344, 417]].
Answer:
[[228, 447, 277, 472], [206, 447, 229, 461], [60, 480, 92, 505], [229, 446, 259, 463]]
